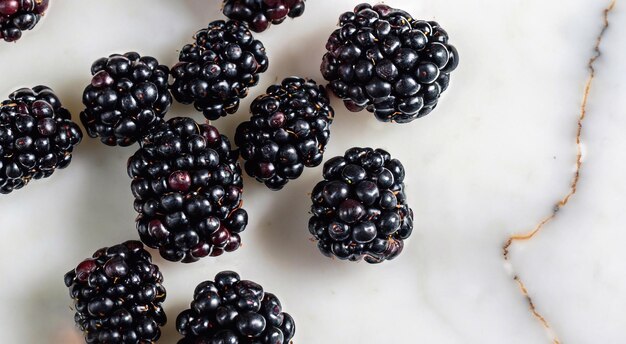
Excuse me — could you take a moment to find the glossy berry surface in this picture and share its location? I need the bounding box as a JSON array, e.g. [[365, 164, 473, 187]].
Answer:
[[177, 271, 295, 344], [0, 86, 82, 194], [128, 117, 247, 262], [0, 0, 48, 42], [170, 20, 269, 120], [309, 147, 414, 263], [222, 0, 306, 32], [64, 241, 167, 344], [80, 52, 172, 147], [235, 77, 334, 190], [321, 3, 459, 123]]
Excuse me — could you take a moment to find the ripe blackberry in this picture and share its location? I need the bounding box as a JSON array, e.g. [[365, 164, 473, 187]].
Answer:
[[321, 3, 459, 123], [80, 52, 172, 147], [235, 77, 334, 190], [128, 117, 247, 263], [222, 0, 306, 33], [170, 20, 269, 120], [0, 0, 49, 42], [309, 147, 414, 263], [177, 271, 296, 344], [63, 241, 167, 343], [0, 86, 82, 194]]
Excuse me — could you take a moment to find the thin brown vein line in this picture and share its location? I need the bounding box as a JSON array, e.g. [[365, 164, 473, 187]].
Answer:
[[502, 1, 616, 343]]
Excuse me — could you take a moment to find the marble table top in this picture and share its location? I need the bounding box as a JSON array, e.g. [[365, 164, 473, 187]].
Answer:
[[0, 0, 623, 343]]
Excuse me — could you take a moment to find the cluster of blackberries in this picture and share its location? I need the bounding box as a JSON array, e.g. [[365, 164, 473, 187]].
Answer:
[[53, 2, 457, 342], [64, 241, 167, 343], [222, 0, 306, 32], [321, 3, 459, 123], [0, 0, 49, 42], [128, 117, 247, 263], [235, 77, 334, 190], [80, 52, 172, 147], [309, 147, 414, 263], [177, 271, 295, 344], [0, 86, 82, 194], [171, 20, 269, 120]]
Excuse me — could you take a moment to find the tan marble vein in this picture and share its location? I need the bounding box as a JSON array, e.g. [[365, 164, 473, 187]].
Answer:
[[502, 1, 616, 342]]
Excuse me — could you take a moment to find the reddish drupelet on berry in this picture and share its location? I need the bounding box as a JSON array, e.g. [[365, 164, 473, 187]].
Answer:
[[0, 0, 49, 42], [222, 0, 306, 32], [128, 117, 248, 263]]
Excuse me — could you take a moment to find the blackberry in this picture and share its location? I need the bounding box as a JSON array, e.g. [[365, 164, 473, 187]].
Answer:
[[80, 52, 172, 147], [128, 117, 247, 263], [63, 241, 167, 343], [170, 20, 269, 120], [235, 77, 334, 190], [321, 3, 459, 123], [0, 0, 49, 42], [222, 0, 306, 33], [177, 271, 296, 344], [309, 147, 414, 263], [0, 86, 82, 194]]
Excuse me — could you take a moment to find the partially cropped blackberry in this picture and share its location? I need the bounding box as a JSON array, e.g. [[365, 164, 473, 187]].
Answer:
[[309, 147, 414, 263], [222, 0, 306, 33], [0, 86, 82, 194], [321, 3, 459, 123], [170, 20, 269, 120], [64, 241, 167, 343], [0, 0, 49, 42], [128, 117, 247, 263], [80, 52, 172, 147], [235, 77, 334, 190], [177, 271, 296, 344]]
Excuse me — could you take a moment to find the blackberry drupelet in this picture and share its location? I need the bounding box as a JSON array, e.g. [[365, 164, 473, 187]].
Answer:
[[170, 20, 269, 120], [0, 0, 49, 42], [222, 0, 306, 33], [0, 86, 82, 194], [321, 3, 459, 123], [80, 52, 172, 147], [177, 271, 296, 344], [309, 147, 414, 263], [64, 241, 167, 343], [128, 117, 248, 263], [235, 77, 334, 190]]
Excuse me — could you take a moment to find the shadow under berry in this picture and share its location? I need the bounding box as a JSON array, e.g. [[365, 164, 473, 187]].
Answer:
[[249, 169, 333, 274], [157, 300, 191, 343], [20, 269, 81, 344], [52, 78, 143, 247]]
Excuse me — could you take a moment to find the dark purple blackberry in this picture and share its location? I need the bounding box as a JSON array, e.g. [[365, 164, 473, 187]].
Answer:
[[64, 241, 167, 344], [80, 52, 172, 147], [309, 147, 414, 263], [235, 77, 334, 190], [321, 3, 459, 123], [128, 117, 247, 263], [177, 271, 296, 344], [0, 86, 82, 194], [0, 0, 48, 42], [222, 0, 306, 33], [170, 20, 269, 121]]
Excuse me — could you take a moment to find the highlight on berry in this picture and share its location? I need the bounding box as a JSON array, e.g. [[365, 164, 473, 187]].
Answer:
[[176, 271, 296, 344], [80, 52, 172, 147], [222, 0, 306, 32], [128, 117, 248, 263], [170, 20, 269, 121], [309, 147, 414, 263], [0, 86, 82, 194], [321, 3, 459, 123], [0, 0, 49, 42], [64, 241, 167, 343], [235, 76, 334, 190]]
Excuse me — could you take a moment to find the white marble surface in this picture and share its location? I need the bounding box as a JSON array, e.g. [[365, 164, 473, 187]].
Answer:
[[0, 0, 624, 343]]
